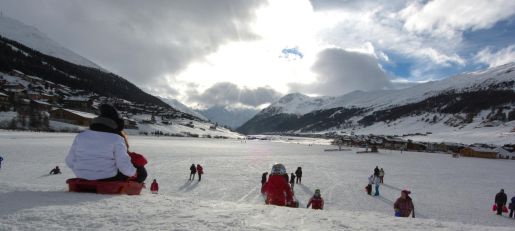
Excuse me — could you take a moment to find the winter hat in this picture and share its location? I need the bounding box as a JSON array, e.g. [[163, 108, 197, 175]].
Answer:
[[91, 104, 124, 131], [401, 189, 411, 195]]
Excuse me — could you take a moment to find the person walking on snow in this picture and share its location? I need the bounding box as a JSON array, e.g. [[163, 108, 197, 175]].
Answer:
[[262, 163, 294, 206], [509, 195, 515, 218], [379, 168, 385, 184], [307, 189, 324, 210], [374, 166, 380, 177], [289, 173, 296, 191], [150, 179, 159, 194], [394, 190, 415, 218], [366, 175, 374, 195], [495, 189, 508, 215], [295, 167, 302, 184], [373, 175, 381, 196], [196, 164, 204, 181], [49, 166, 61, 175], [0, 155, 3, 169], [189, 164, 197, 181]]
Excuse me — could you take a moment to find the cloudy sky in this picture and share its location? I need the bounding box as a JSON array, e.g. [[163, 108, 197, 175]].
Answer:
[[1, 0, 514, 109]]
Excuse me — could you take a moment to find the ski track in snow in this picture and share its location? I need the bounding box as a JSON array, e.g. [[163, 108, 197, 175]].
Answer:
[[0, 132, 514, 230]]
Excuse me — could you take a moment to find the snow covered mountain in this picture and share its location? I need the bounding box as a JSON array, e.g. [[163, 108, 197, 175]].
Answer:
[[0, 16, 100, 69], [196, 105, 260, 129], [159, 97, 207, 121], [238, 63, 515, 141]]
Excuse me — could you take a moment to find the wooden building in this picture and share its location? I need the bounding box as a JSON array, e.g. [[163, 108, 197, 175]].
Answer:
[[460, 147, 497, 159], [50, 108, 97, 126]]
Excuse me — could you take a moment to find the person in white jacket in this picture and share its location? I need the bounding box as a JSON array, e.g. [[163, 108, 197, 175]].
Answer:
[[66, 104, 136, 181]]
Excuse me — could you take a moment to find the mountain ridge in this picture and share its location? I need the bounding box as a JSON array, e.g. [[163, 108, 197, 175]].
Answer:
[[238, 63, 515, 135]]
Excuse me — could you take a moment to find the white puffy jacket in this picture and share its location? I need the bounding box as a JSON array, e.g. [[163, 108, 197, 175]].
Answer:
[[65, 130, 136, 180]]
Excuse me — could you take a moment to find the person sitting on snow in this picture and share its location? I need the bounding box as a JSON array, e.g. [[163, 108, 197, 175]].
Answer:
[[150, 179, 159, 194], [262, 163, 294, 207], [65, 104, 136, 181], [49, 166, 61, 175], [394, 190, 415, 218], [307, 189, 324, 210], [121, 131, 148, 183]]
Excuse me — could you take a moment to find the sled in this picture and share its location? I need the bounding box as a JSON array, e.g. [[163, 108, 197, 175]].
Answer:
[[66, 178, 143, 195]]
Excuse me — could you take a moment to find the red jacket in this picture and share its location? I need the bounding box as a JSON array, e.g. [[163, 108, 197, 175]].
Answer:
[[128, 152, 147, 167], [262, 174, 293, 206], [197, 165, 204, 175], [150, 182, 159, 192], [394, 196, 415, 217], [307, 196, 324, 209]]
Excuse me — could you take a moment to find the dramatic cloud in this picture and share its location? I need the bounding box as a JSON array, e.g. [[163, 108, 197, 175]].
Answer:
[[475, 45, 515, 67], [189, 82, 282, 107], [290, 48, 392, 96], [402, 0, 515, 39], [310, 0, 515, 78], [0, 0, 266, 87]]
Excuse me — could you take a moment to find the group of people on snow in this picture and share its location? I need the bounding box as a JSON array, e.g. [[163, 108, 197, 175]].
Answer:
[[57, 104, 515, 220], [189, 164, 204, 181], [494, 189, 515, 218], [261, 164, 323, 210], [366, 166, 384, 196]]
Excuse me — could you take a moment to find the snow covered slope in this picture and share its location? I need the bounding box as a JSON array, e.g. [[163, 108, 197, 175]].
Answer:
[[238, 63, 515, 137], [268, 63, 515, 115], [197, 105, 260, 129], [0, 16, 100, 69], [1, 132, 515, 230], [159, 97, 207, 120]]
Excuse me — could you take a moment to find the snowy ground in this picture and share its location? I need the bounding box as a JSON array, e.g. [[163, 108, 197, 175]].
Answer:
[[335, 114, 515, 146], [1, 131, 514, 230]]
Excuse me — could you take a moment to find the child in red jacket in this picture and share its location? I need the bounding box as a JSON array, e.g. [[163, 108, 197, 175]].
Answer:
[[150, 179, 159, 194], [196, 164, 204, 181], [307, 189, 324, 210], [262, 163, 294, 206]]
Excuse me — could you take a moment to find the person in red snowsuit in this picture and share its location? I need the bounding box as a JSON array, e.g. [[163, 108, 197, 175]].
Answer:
[[262, 163, 294, 206], [307, 189, 324, 210], [150, 179, 159, 194], [196, 164, 204, 181]]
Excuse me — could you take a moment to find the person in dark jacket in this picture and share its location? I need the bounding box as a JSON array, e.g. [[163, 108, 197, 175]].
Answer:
[[495, 189, 508, 215], [295, 167, 302, 184], [49, 166, 61, 175], [0, 156, 3, 169], [509, 195, 515, 218], [261, 172, 268, 186], [261, 172, 268, 194], [289, 173, 296, 190], [189, 164, 197, 181], [374, 166, 380, 177], [394, 190, 415, 218]]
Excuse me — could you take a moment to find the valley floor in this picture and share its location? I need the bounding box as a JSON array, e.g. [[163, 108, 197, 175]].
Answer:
[[0, 132, 514, 230]]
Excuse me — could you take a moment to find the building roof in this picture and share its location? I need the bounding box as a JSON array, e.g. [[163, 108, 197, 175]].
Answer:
[[468, 146, 496, 153], [54, 108, 97, 119]]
